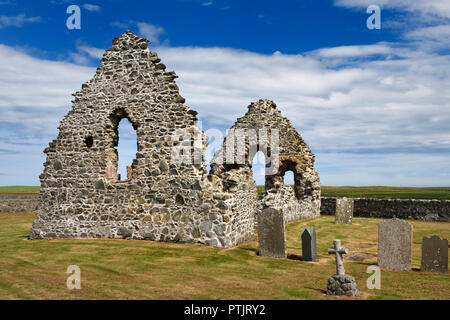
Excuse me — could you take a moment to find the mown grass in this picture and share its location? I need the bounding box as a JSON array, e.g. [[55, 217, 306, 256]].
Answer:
[[0, 213, 448, 300], [256, 185, 450, 200]]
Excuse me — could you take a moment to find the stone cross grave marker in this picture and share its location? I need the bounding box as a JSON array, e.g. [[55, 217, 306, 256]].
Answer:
[[301, 227, 317, 261], [328, 239, 348, 275], [378, 218, 413, 271], [257, 207, 286, 258], [335, 197, 354, 225], [326, 239, 359, 296], [421, 236, 448, 273]]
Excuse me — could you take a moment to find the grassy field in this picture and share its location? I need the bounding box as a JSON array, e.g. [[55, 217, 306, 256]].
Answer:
[[321, 186, 450, 200], [0, 186, 40, 194], [0, 213, 448, 300], [256, 186, 450, 200]]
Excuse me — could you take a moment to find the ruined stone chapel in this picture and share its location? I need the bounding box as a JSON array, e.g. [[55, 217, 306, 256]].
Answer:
[[30, 31, 321, 248]]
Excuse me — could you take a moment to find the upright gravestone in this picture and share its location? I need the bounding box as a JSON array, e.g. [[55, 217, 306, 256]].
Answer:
[[378, 218, 413, 271], [257, 207, 286, 258], [335, 197, 354, 225], [301, 227, 317, 261], [421, 236, 448, 273]]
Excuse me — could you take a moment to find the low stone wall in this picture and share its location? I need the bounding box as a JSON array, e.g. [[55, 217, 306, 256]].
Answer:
[[321, 197, 450, 222], [4, 193, 449, 223], [0, 194, 39, 213]]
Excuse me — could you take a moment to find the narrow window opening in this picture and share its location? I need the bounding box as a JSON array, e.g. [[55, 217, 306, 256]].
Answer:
[[116, 118, 138, 181], [105, 108, 138, 182], [85, 136, 93, 148], [251, 150, 266, 195], [283, 170, 294, 186]]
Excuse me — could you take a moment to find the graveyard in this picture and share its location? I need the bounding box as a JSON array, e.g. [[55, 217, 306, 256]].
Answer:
[[1, 3, 449, 304], [0, 212, 448, 300]]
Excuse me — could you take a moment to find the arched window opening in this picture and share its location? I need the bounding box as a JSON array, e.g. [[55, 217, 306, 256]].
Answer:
[[251, 150, 266, 194], [105, 108, 138, 182], [283, 170, 294, 186], [116, 118, 138, 181]]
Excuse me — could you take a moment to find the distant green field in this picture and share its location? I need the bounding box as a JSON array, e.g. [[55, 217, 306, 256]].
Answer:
[[2, 185, 450, 200], [321, 186, 450, 200], [0, 186, 40, 194], [257, 186, 450, 200]]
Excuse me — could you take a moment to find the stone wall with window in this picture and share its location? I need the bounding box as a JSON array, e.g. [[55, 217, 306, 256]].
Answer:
[[211, 99, 321, 224], [29, 31, 321, 247]]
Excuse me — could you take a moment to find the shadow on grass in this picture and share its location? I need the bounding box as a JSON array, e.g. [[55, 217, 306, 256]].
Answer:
[[287, 254, 303, 261]]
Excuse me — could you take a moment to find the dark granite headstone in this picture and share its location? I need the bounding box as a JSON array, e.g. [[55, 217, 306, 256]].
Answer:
[[301, 227, 317, 261], [421, 236, 448, 273], [257, 207, 286, 258]]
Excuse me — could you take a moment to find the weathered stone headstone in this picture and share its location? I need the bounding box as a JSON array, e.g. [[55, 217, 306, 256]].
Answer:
[[326, 239, 359, 296], [328, 239, 348, 276], [335, 197, 354, 225], [257, 207, 286, 258], [378, 218, 413, 271], [301, 227, 317, 261], [421, 236, 448, 273]]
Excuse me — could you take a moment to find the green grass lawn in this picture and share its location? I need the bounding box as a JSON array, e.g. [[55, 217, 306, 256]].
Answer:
[[0, 213, 448, 300]]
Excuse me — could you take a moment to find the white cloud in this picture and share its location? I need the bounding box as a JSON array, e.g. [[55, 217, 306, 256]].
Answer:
[[334, 0, 450, 52], [82, 4, 101, 12], [334, 0, 450, 19], [67, 45, 105, 65], [311, 44, 392, 58], [112, 21, 166, 45], [0, 44, 94, 134], [110, 21, 129, 29], [0, 14, 41, 29], [1, 35, 449, 185], [202, 2, 213, 6], [154, 44, 450, 158], [405, 24, 450, 43], [137, 22, 165, 44], [78, 45, 104, 59]]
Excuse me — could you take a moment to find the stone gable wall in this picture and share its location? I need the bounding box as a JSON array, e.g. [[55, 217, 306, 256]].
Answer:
[[29, 31, 320, 247], [30, 31, 256, 247], [211, 99, 321, 223]]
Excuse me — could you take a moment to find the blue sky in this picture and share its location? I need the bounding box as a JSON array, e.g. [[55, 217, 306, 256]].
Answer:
[[0, 0, 449, 186]]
